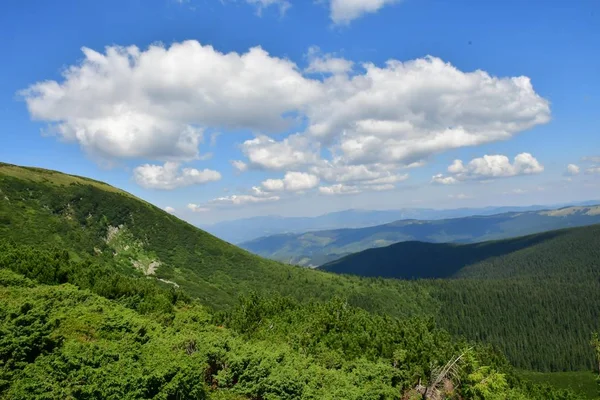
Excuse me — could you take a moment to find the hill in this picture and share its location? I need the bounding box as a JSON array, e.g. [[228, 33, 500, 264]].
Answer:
[[319, 224, 600, 280], [241, 207, 600, 266], [202, 204, 585, 244], [319, 225, 600, 371], [2, 162, 600, 378], [0, 162, 433, 318]]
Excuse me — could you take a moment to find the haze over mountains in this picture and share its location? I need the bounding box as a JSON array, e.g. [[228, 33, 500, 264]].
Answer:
[[240, 204, 600, 266], [201, 201, 600, 244]]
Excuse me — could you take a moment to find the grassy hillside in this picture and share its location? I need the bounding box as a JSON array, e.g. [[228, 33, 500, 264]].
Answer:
[[2, 162, 599, 377], [241, 207, 600, 267]]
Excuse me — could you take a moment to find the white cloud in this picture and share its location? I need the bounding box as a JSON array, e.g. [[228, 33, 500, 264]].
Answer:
[[22, 41, 551, 199], [566, 164, 580, 176], [209, 194, 280, 206], [21, 41, 319, 162], [432, 153, 544, 184], [308, 58, 550, 167], [164, 206, 176, 214], [134, 162, 221, 190], [241, 134, 319, 170], [261, 171, 320, 192], [432, 174, 458, 185], [329, 0, 401, 24], [305, 46, 353, 75], [231, 160, 248, 172], [319, 183, 361, 195], [246, 0, 290, 16], [187, 203, 210, 212]]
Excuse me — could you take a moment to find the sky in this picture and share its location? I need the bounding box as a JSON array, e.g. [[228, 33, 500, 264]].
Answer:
[[1, 0, 599, 224]]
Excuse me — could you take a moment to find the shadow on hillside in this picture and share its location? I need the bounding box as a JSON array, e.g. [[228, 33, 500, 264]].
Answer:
[[321, 229, 568, 279]]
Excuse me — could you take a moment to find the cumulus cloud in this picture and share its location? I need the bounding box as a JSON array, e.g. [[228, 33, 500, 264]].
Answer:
[[134, 162, 221, 190], [22, 41, 551, 199], [246, 0, 290, 16], [319, 183, 361, 195], [329, 0, 401, 24], [431, 174, 458, 185], [566, 164, 580, 176], [262, 171, 320, 192], [164, 206, 176, 214], [241, 134, 319, 170], [305, 46, 353, 75], [432, 153, 544, 184], [187, 203, 210, 212], [21, 41, 319, 162]]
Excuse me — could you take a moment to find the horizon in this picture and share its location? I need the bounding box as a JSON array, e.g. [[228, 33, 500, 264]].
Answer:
[[1, 0, 599, 224]]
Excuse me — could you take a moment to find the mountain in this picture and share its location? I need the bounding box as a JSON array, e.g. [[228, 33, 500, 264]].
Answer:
[[319, 224, 600, 280], [241, 206, 600, 266], [200, 204, 589, 244], [2, 162, 585, 399], [2, 162, 600, 384], [0, 162, 429, 317]]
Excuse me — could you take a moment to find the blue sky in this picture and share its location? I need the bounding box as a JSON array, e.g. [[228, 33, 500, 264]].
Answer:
[[1, 0, 599, 224]]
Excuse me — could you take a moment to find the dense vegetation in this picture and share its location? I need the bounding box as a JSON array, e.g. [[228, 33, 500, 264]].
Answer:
[[320, 225, 600, 280], [1, 162, 599, 393], [241, 207, 600, 267], [0, 246, 587, 399], [320, 226, 600, 371]]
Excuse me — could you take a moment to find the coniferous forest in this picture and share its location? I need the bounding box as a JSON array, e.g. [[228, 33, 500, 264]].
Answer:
[[1, 163, 599, 399]]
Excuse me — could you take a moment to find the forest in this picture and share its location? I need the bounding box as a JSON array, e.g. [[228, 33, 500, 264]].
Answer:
[[1, 163, 599, 398]]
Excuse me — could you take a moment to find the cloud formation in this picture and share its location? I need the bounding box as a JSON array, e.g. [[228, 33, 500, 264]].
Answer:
[[187, 204, 210, 213], [22, 41, 551, 200], [329, 0, 401, 24], [433, 153, 544, 184], [21, 41, 319, 162], [262, 171, 320, 192], [134, 162, 221, 190], [164, 206, 176, 214], [566, 164, 580, 176]]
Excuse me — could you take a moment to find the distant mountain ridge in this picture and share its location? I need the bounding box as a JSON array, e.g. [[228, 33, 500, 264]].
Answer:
[[201, 201, 599, 244], [240, 204, 600, 266], [319, 223, 600, 281]]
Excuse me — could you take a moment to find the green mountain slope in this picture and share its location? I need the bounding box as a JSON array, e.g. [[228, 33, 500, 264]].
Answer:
[[2, 162, 599, 377], [319, 225, 600, 371], [320, 225, 600, 280], [2, 259, 584, 399], [241, 207, 600, 266], [0, 162, 433, 318]]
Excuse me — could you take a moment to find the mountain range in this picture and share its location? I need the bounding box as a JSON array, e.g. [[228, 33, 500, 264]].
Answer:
[[241, 205, 600, 267], [200, 202, 599, 244]]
